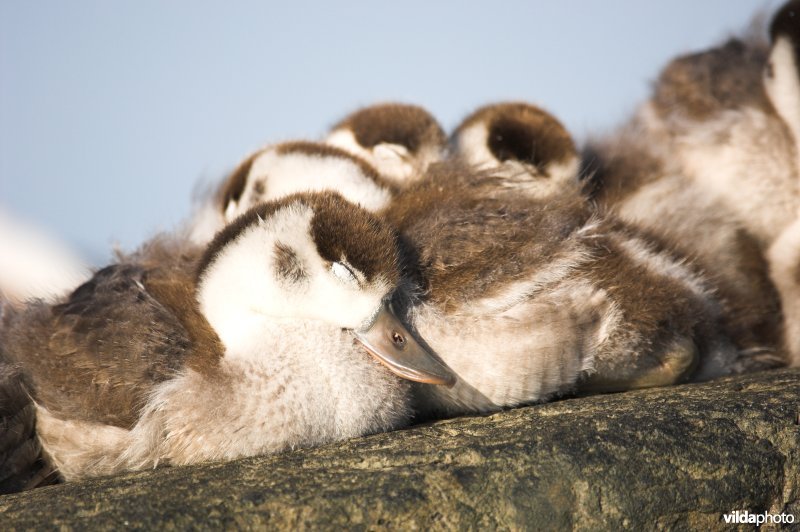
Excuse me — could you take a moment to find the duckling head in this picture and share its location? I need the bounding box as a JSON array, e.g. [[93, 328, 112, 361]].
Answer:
[[325, 103, 447, 185], [219, 141, 394, 225], [451, 102, 580, 195], [197, 191, 455, 386]]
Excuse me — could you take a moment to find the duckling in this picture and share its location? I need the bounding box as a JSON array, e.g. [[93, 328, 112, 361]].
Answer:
[[384, 159, 743, 418], [583, 116, 786, 364], [0, 358, 59, 494], [325, 103, 447, 185], [0, 209, 91, 306], [396, 94, 786, 415], [582, 1, 796, 366], [188, 105, 443, 247], [764, 0, 800, 366], [187, 142, 395, 245], [450, 102, 580, 198], [630, 0, 800, 246], [377, 102, 750, 417], [1, 192, 454, 481]]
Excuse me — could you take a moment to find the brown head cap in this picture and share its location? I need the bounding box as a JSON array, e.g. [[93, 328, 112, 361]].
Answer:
[[452, 102, 577, 174], [198, 192, 400, 287], [330, 103, 446, 154]]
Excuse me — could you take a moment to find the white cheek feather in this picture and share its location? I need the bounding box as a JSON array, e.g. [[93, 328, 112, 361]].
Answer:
[[371, 143, 410, 161], [198, 204, 317, 352], [765, 38, 800, 155], [223, 200, 241, 224], [326, 129, 416, 183], [331, 261, 359, 286], [198, 203, 387, 353], [306, 272, 387, 330], [326, 129, 371, 160], [369, 143, 414, 182], [455, 123, 495, 168], [250, 150, 391, 212], [546, 156, 580, 185]]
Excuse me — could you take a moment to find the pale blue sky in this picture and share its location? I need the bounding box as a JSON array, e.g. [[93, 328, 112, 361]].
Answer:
[[1, 1, 770, 263]]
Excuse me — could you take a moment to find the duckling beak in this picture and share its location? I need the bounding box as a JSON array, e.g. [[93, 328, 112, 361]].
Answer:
[[354, 301, 457, 387]]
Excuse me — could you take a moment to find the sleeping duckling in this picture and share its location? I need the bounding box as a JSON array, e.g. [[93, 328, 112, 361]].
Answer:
[[188, 141, 396, 245], [582, 2, 796, 366], [631, 1, 800, 246], [0, 356, 59, 494], [385, 160, 740, 418], [0, 209, 91, 306], [325, 103, 447, 186], [450, 102, 580, 198], [379, 104, 748, 418], [1, 192, 453, 482], [189, 104, 445, 246]]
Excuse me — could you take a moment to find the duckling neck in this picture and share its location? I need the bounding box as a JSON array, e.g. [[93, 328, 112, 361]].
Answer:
[[126, 319, 411, 467], [208, 309, 274, 358], [210, 309, 325, 364]]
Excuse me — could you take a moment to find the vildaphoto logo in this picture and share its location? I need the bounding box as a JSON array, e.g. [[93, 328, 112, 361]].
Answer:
[[722, 510, 795, 525]]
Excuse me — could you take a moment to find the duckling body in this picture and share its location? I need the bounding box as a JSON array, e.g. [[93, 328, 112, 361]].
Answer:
[[387, 98, 791, 417], [385, 163, 737, 417], [633, 23, 798, 246], [582, 2, 798, 365], [583, 121, 787, 366], [2, 193, 450, 482], [0, 360, 58, 494]]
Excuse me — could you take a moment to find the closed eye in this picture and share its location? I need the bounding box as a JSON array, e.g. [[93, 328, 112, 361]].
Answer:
[[331, 261, 359, 287]]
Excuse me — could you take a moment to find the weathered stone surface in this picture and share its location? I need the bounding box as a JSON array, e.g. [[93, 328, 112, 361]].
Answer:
[[1, 369, 798, 530]]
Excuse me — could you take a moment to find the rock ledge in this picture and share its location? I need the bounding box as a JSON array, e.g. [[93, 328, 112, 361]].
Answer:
[[1, 369, 798, 530]]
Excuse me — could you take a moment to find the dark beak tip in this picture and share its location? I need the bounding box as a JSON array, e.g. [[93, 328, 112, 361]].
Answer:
[[440, 374, 457, 388]]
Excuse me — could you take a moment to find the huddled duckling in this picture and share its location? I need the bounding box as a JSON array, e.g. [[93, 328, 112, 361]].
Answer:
[[0, 209, 91, 306], [582, 1, 797, 366], [759, 0, 800, 366], [325, 103, 447, 185], [0, 358, 59, 494], [187, 142, 396, 245], [450, 102, 580, 198], [383, 102, 763, 418], [1, 192, 454, 482], [188, 104, 447, 246], [629, 1, 799, 246]]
